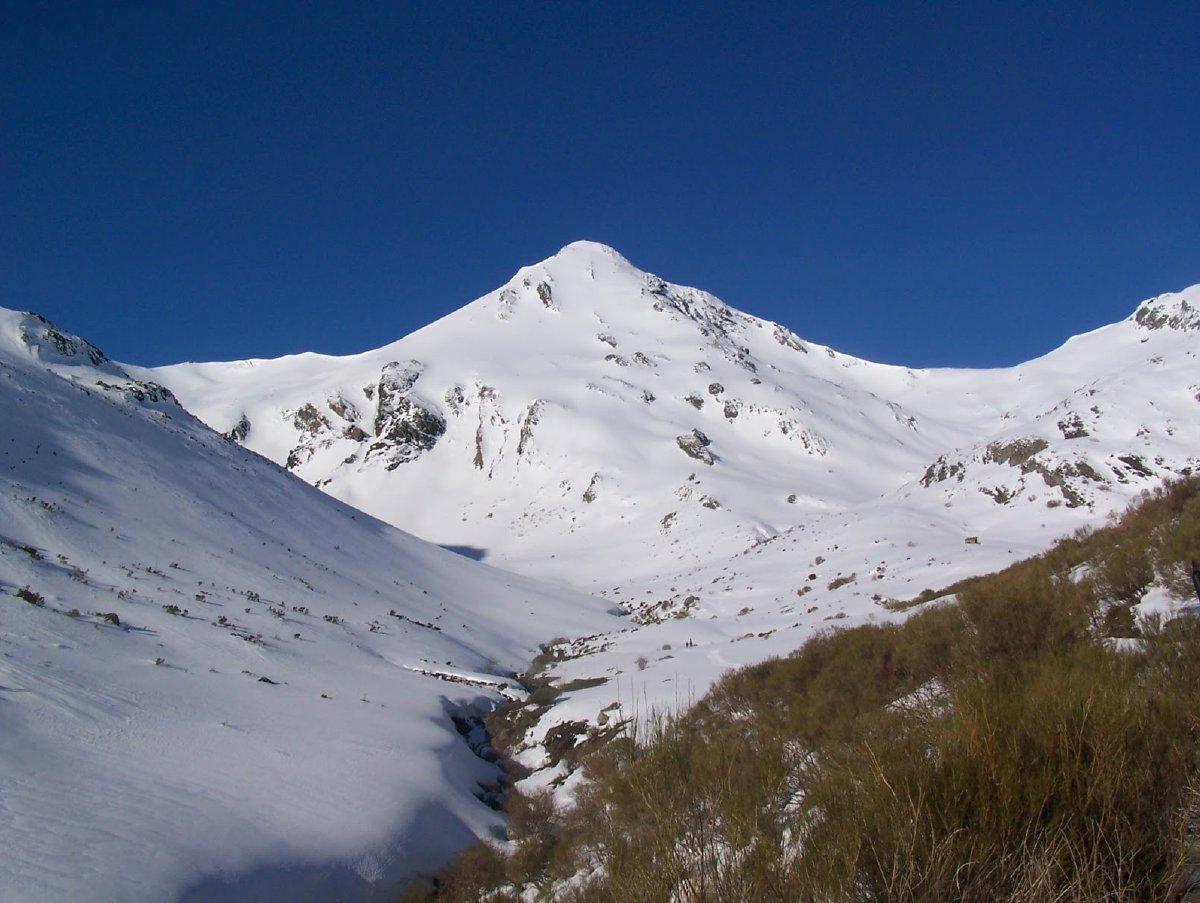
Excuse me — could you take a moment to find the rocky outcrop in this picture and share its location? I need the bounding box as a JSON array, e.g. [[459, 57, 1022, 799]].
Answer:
[[772, 323, 808, 353], [223, 414, 251, 443], [366, 361, 446, 470], [983, 437, 1049, 468], [20, 312, 113, 370], [643, 277, 759, 373], [922, 456, 966, 487], [1134, 295, 1200, 331], [677, 429, 714, 465], [517, 401, 544, 458], [94, 379, 182, 413]]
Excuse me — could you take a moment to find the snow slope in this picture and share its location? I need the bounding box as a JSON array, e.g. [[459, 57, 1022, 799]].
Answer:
[[139, 244, 1200, 791], [143, 242, 1200, 595], [0, 310, 619, 902], [7, 243, 1195, 897]]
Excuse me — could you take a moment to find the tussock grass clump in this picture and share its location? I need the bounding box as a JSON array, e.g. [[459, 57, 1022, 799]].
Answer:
[[795, 640, 1200, 901], [397, 841, 512, 903]]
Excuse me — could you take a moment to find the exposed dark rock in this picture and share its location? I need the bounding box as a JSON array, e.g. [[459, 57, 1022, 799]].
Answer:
[[292, 403, 330, 436], [677, 429, 714, 465], [21, 312, 111, 367], [582, 473, 600, 503], [366, 361, 446, 470], [984, 437, 1049, 469], [95, 379, 180, 409], [517, 401, 544, 458], [327, 395, 359, 423], [223, 414, 251, 443], [1117, 454, 1154, 477], [1134, 297, 1200, 331], [773, 324, 808, 353], [921, 456, 966, 487], [444, 385, 465, 415], [1057, 412, 1089, 439], [981, 485, 1017, 505]]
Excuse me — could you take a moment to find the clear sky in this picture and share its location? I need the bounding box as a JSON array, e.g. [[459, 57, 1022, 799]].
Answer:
[[4, 2, 1198, 368]]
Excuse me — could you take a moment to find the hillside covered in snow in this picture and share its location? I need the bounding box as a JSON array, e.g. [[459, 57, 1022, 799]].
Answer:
[[0, 309, 618, 902], [141, 243, 1200, 776], [4, 241, 1199, 901], [145, 242, 1200, 595]]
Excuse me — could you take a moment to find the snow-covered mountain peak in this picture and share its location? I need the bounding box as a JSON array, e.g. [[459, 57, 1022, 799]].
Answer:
[[486, 240, 646, 318], [550, 239, 633, 266], [7, 254, 1200, 902], [0, 309, 188, 416], [142, 246, 1199, 605]]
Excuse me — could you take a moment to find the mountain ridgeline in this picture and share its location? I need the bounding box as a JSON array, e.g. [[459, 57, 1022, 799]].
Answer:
[[143, 241, 1200, 604], [2, 243, 1198, 902]]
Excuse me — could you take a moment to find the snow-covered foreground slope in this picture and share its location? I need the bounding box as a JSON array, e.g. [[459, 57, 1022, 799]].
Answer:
[[0, 310, 619, 902], [140, 244, 1200, 793]]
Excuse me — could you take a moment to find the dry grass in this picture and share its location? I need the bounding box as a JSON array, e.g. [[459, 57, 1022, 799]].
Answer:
[[403, 477, 1200, 902]]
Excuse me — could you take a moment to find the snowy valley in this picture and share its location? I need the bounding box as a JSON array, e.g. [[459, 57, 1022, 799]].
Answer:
[[3, 242, 1199, 900], [0, 310, 617, 902]]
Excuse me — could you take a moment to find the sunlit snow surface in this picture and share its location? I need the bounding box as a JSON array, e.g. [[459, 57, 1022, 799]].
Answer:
[[145, 244, 1200, 736], [0, 309, 618, 902], [146, 243, 1200, 593], [4, 243, 1199, 900]]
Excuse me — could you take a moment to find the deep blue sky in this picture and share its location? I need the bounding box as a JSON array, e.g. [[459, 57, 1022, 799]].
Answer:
[[4, 2, 1198, 368]]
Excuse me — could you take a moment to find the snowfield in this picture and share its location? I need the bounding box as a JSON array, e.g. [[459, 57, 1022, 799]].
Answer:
[[3, 242, 1199, 900], [0, 310, 618, 902], [144, 243, 1200, 794]]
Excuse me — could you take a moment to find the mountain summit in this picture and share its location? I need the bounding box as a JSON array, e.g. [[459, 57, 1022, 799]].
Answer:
[[4, 244, 1199, 901], [142, 247, 1200, 599]]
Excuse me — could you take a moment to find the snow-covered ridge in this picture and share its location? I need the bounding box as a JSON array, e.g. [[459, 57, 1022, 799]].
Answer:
[[141, 245, 1200, 594], [7, 246, 1198, 901], [132, 249, 1200, 808]]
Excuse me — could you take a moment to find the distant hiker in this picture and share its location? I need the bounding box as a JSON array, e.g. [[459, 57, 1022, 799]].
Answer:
[[1192, 559, 1200, 603]]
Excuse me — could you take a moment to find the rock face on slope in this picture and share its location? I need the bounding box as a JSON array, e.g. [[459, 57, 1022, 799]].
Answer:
[[139, 243, 1200, 591], [275, 360, 447, 472], [366, 361, 446, 470], [1134, 292, 1200, 331], [15, 311, 116, 370], [2, 310, 184, 416], [677, 429, 714, 465]]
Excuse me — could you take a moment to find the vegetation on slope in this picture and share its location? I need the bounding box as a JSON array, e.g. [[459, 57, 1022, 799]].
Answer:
[[403, 477, 1200, 902]]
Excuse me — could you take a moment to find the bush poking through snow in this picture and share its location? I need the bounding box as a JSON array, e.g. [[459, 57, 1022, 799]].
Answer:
[[16, 586, 44, 606]]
